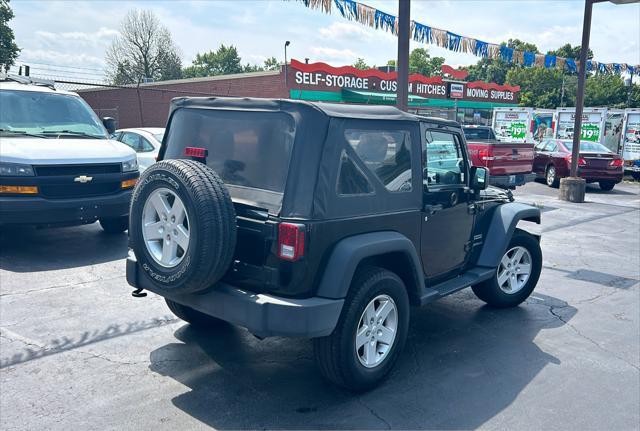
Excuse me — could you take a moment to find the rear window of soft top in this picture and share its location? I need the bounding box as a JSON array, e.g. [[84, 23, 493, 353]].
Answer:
[[164, 108, 295, 193]]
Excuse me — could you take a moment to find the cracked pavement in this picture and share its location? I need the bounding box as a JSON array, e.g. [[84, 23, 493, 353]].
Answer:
[[1, 181, 639, 430]]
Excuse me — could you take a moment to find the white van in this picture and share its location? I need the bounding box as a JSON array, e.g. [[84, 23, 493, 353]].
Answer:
[[0, 75, 139, 232]]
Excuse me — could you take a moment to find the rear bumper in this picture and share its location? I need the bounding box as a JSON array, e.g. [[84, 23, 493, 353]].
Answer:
[[578, 168, 623, 182], [126, 253, 344, 338], [489, 173, 536, 188], [0, 190, 132, 226]]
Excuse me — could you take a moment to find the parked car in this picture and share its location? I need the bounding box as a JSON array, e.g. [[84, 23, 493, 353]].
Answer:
[[114, 127, 164, 172], [126, 98, 543, 391], [463, 125, 536, 189], [0, 74, 139, 232], [533, 138, 624, 190]]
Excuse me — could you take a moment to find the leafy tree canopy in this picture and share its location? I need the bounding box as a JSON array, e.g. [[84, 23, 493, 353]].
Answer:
[[353, 58, 370, 70], [0, 0, 20, 72]]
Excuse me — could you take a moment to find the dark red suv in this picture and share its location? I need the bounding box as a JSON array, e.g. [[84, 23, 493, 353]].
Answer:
[[533, 139, 624, 191]]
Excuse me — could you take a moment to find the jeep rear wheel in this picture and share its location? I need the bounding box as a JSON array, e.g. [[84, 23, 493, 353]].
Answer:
[[313, 266, 409, 392], [129, 159, 237, 294], [472, 229, 542, 308]]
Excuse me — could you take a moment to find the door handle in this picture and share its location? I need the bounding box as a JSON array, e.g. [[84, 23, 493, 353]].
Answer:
[[424, 204, 444, 215]]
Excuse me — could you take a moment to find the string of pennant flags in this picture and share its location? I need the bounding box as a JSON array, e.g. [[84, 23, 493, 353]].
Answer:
[[296, 0, 638, 77]]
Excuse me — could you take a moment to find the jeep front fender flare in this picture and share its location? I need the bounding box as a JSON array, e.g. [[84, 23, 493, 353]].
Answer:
[[476, 202, 541, 268], [316, 231, 423, 300]]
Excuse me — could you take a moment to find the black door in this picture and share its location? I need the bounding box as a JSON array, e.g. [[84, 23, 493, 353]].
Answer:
[[420, 126, 475, 280]]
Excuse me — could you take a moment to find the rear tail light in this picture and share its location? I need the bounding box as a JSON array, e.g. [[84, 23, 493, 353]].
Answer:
[[478, 148, 495, 161], [566, 155, 587, 166], [184, 147, 208, 159], [278, 222, 305, 261], [530, 120, 535, 133], [609, 159, 623, 167]]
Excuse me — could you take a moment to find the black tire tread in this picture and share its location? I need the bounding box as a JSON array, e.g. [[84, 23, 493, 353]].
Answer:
[[313, 266, 408, 391], [472, 229, 542, 308], [130, 159, 236, 293]]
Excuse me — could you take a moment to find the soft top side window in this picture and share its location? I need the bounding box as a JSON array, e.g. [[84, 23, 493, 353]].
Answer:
[[337, 128, 413, 195]]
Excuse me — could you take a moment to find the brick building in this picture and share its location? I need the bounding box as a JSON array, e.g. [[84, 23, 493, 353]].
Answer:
[[78, 59, 520, 128]]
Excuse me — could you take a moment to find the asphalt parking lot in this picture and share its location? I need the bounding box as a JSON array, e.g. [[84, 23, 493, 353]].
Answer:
[[1, 180, 639, 431]]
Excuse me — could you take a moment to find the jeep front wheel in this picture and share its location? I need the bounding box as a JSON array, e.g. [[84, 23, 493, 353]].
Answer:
[[313, 266, 409, 392], [472, 229, 542, 308]]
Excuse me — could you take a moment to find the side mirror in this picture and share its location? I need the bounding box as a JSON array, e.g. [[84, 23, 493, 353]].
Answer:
[[470, 166, 489, 191], [102, 117, 116, 135]]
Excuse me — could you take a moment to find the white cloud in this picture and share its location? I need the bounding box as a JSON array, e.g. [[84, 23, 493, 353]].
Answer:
[[310, 47, 361, 63], [319, 22, 372, 40]]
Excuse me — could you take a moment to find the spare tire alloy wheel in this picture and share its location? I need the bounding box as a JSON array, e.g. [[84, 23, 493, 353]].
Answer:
[[497, 246, 532, 295], [356, 294, 398, 368], [143, 188, 190, 268], [129, 159, 237, 294]]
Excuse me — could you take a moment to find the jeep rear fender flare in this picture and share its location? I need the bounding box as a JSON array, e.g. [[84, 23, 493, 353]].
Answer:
[[316, 231, 423, 301], [476, 202, 541, 268]]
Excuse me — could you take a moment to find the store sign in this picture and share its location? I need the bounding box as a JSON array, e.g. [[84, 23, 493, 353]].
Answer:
[[556, 112, 603, 143], [494, 111, 530, 142], [289, 60, 520, 103], [449, 83, 464, 99]]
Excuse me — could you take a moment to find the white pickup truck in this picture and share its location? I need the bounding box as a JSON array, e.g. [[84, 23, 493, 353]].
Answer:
[[0, 75, 139, 232]]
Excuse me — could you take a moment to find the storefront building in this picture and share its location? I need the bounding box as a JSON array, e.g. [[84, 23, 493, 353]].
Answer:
[[78, 58, 519, 129]]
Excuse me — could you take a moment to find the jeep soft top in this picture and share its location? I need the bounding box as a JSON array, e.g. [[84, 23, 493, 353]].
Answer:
[[127, 97, 542, 391]]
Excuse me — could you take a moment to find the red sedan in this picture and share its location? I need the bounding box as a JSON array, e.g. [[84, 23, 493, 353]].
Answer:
[[533, 139, 624, 191]]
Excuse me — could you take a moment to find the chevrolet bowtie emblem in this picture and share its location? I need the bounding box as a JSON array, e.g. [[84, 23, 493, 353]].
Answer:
[[74, 175, 93, 183]]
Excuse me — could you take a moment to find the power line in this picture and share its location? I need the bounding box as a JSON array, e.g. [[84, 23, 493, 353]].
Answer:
[[18, 61, 106, 72]]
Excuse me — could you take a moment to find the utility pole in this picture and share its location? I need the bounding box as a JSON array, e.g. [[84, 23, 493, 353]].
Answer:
[[559, 0, 594, 202], [396, 0, 410, 112]]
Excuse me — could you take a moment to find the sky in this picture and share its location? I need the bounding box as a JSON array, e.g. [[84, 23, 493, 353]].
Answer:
[[8, 0, 640, 82]]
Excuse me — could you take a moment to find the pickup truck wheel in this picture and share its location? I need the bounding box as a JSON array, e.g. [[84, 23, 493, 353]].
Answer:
[[599, 181, 615, 191], [129, 159, 236, 294], [313, 266, 409, 392], [99, 216, 128, 234], [165, 299, 225, 327], [472, 230, 542, 308], [545, 165, 559, 188]]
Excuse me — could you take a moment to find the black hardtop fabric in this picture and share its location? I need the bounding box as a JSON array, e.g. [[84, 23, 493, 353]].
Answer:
[[162, 97, 459, 218]]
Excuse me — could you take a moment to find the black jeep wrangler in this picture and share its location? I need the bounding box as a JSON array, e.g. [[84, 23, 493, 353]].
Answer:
[[126, 98, 542, 391]]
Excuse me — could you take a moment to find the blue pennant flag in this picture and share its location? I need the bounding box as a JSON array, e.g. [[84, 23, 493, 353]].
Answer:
[[474, 40, 489, 57], [447, 32, 462, 52], [613, 63, 621, 74], [545, 55, 556, 68], [586, 60, 593, 71], [566, 58, 577, 73], [413, 22, 432, 44], [374, 9, 396, 33], [500, 45, 514, 63], [523, 51, 535, 67], [628, 65, 635, 75], [334, 0, 358, 19]]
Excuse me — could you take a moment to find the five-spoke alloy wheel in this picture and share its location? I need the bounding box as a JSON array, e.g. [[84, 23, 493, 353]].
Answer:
[[355, 294, 398, 368], [142, 188, 190, 268]]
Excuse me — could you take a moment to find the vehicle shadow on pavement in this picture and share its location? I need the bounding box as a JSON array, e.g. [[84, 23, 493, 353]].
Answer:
[[0, 224, 128, 272], [148, 290, 576, 430]]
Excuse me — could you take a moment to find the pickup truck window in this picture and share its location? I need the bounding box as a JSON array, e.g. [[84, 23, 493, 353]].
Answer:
[[343, 129, 412, 193], [0, 90, 107, 139], [424, 130, 465, 187]]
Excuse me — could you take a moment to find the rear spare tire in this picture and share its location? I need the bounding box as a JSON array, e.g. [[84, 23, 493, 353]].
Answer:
[[129, 159, 236, 294]]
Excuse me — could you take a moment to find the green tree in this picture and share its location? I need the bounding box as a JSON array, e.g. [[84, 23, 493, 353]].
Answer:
[[353, 58, 370, 70], [105, 10, 182, 85], [409, 48, 445, 76], [547, 43, 593, 60], [183, 44, 243, 78], [0, 0, 20, 71], [465, 39, 539, 85], [385, 49, 444, 76], [506, 67, 566, 108], [263, 56, 279, 71], [584, 74, 629, 107]]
